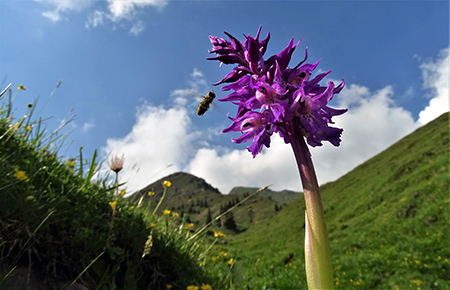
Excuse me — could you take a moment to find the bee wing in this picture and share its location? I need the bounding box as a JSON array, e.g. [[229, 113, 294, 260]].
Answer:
[[185, 90, 204, 100]]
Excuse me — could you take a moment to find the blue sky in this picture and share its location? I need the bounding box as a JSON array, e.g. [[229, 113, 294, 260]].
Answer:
[[1, 0, 449, 194]]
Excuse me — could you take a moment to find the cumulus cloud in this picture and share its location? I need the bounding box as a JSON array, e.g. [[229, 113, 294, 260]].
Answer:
[[418, 47, 449, 125], [101, 69, 206, 192], [187, 84, 419, 193], [35, 0, 168, 35], [187, 139, 299, 193], [102, 103, 201, 193], [102, 48, 448, 194], [309, 84, 419, 186]]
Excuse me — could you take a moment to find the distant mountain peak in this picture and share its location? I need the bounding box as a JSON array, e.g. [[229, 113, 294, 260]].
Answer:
[[165, 172, 221, 194], [132, 171, 221, 202]]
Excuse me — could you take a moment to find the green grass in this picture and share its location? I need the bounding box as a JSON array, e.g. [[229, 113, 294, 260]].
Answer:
[[0, 85, 230, 290], [1, 83, 448, 290], [223, 112, 450, 289]]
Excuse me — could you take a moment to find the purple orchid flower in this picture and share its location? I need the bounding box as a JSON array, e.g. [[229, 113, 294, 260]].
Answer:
[[209, 27, 347, 158], [207, 27, 348, 288]]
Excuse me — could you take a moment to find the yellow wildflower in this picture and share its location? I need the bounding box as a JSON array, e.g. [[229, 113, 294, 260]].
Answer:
[[184, 223, 194, 230], [66, 160, 76, 167], [220, 252, 227, 257], [198, 261, 204, 267], [166, 285, 172, 290], [25, 126, 32, 131], [162, 180, 171, 188], [130, 206, 135, 210], [400, 197, 407, 202], [14, 168, 30, 182], [163, 209, 171, 215], [187, 286, 199, 290], [227, 258, 233, 267], [120, 189, 126, 197], [211, 256, 219, 261], [172, 212, 179, 217], [148, 191, 155, 196], [201, 284, 212, 290], [109, 201, 117, 212], [17, 85, 28, 91], [214, 231, 225, 238]]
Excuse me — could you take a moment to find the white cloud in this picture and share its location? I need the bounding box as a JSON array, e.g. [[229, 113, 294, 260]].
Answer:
[[102, 103, 201, 193], [35, 0, 168, 35], [96, 0, 168, 35], [130, 20, 145, 35], [310, 84, 419, 186], [85, 10, 105, 29], [102, 47, 448, 195], [187, 139, 299, 194], [187, 84, 419, 193], [33, 0, 93, 22], [101, 68, 206, 192], [82, 120, 95, 132], [187, 49, 448, 193], [418, 47, 449, 125], [107, 0, 167, 22]]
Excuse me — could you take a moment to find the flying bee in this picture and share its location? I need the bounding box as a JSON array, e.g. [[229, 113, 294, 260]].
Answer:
[[196, 90, 216, 116]]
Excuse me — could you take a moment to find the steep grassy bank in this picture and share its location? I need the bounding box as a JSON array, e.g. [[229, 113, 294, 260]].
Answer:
[[0, 89, 228, 290]]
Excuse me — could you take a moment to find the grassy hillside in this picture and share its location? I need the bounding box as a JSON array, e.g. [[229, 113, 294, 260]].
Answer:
[[2, 82, 448, 289], [0, 90, 229, 290], [223, 112, 450, 289]]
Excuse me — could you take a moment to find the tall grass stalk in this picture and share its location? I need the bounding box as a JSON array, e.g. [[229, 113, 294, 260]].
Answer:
[[67, 251, 104, 288]]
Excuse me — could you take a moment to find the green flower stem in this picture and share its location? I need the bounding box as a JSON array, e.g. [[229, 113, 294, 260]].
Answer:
[[114, 171, 119, 197], [152, 186, 167, 215], [305, 210, 321, 289], [287, 123, 334, 289]]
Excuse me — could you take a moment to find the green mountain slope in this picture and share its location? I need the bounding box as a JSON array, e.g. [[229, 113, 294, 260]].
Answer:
[[130, 172, 282, 232], [228, 186, 302, 204], [225, 112, 450, 289]]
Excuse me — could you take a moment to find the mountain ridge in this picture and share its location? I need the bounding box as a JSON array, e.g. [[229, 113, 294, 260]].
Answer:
[[129, 171, 286, 232]]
